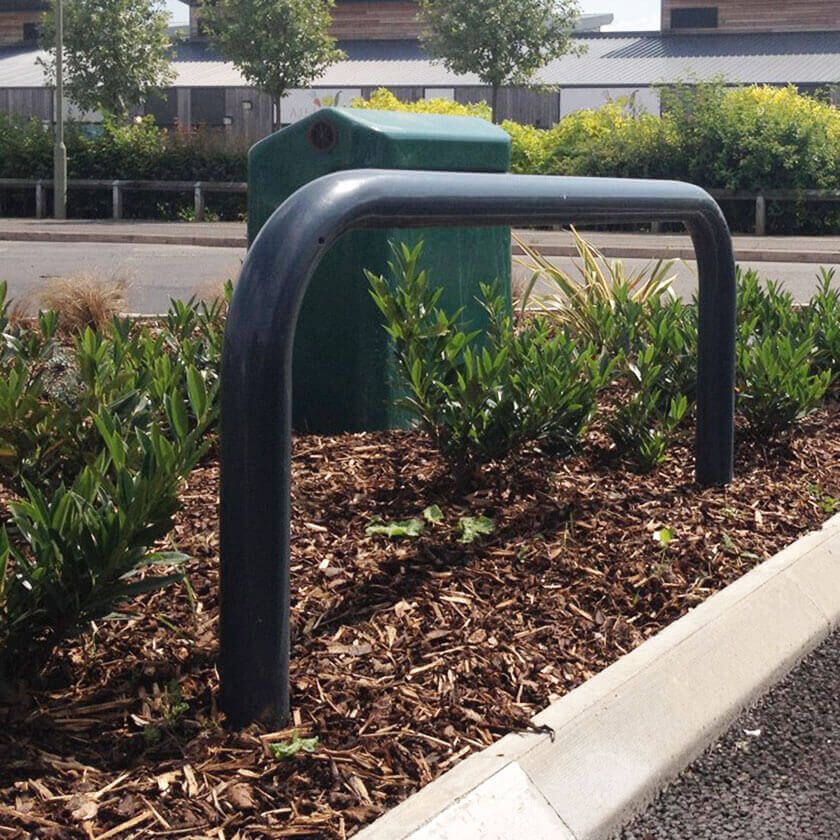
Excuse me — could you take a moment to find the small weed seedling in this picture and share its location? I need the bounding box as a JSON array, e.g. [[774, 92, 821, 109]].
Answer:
[[457, 515, 495, 543], [808, 483, 840, 514], [365, 517, 425, 538], [269, 732, 319, 760]]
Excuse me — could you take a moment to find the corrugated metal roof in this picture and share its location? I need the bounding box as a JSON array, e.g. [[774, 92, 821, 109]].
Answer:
[[541, 31, 840, 86], [3, 30, 840, 90]]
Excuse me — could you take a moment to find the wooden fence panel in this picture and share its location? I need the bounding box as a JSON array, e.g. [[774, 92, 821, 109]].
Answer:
[[4, 87, 52, 120]]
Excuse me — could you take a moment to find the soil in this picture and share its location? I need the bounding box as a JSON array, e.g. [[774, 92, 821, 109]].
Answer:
[[2, 408, 840, 839]]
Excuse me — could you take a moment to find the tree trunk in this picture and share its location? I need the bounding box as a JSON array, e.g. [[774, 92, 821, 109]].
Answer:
[[491, 84, 500, 124]]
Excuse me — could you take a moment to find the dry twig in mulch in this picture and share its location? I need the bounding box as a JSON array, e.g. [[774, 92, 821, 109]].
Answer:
[[2, 407, 840, 838]]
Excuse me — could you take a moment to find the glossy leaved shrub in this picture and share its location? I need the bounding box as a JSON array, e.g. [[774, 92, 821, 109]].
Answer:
[[0, 284, 227, 681]]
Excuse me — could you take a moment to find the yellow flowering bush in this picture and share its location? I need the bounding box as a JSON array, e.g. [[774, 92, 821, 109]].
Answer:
[[351, 88, 491, 120], [353, 84, 840, 231]]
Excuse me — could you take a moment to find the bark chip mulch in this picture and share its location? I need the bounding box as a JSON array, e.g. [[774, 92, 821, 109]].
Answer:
[[2, 409, 840, 838]]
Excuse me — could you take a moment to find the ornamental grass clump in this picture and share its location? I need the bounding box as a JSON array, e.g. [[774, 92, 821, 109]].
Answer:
[[516, 227, 678, 357], [0, 285, 226, 685], [38, 271, 128, 334]]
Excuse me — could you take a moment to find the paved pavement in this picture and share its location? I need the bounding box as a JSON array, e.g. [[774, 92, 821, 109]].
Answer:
[[0, 218, 246, 247], [619, 628, 840, 840], [1, 220, 840, 313]]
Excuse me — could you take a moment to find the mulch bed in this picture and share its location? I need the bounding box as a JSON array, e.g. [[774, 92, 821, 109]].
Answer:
[[2, 407, 840, 839]]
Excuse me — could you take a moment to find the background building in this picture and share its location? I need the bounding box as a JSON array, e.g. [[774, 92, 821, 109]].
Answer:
[[184, 0, 613, 42], [0, 0, 46, 46], [662, 0, 840, 33], [1, 0, 839, 141]]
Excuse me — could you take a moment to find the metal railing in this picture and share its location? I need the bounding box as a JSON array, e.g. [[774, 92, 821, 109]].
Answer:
[[0, 177, 247, 221], [2, 178, 840, 234], [705, 188, 840, 236], [219, 169, 737, 729]]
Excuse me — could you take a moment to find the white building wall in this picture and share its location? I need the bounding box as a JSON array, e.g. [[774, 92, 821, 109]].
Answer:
[[559, 87, 662, 117]]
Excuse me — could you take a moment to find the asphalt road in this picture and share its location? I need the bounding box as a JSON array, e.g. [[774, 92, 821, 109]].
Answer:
[[0, 239, 838, 314], [513, 255, 838, 306], [618, 629, 840, 840], [0, 240, 244, 314]]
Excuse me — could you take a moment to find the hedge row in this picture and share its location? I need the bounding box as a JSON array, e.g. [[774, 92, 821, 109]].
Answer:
[[3, 82, 840, 232], [357, 85, 840, 235], [0, 117, 247, 220]]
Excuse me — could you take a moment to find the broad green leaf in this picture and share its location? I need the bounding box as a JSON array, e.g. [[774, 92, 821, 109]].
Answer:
[[365, 518, 425, 538], [270, 733, 319, 759], [457, 515, 495, 543], [167, 391, 189, 440], [186, 367, 207, 420], [423, 504, 443, 523]]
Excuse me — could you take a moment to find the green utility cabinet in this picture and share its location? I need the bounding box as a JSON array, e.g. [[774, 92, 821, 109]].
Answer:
[[248, 107, 512, 433]]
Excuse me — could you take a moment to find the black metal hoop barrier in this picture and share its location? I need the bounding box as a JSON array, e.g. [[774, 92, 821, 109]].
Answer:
[[219, 169, 737, 728]]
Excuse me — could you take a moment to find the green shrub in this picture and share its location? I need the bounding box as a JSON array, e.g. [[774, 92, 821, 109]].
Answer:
[[0, 113, 247, 219], [368, 241, 607, 469], [0, 287, 225, 681], [732, 266, 830, 435], [804, 269, 840, 384], [0, 420, 199, 675], [735, 266, 804, 341], [662, 83, 840, 193], [605, 345, 689, 473], [736, 331, 830, 436], [5, 82, 840, 229], [351, 87, 491, 120], [507, 315, 613, 455], [355, 83, 840, 234], [604, 301, 695, 472]]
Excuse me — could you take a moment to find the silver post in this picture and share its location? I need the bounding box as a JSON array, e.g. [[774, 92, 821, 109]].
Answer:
[[755, 194, 766, 237], [53, 0, 67, 219], [194, 182, 205, 221], [111, 180, 123, 220]]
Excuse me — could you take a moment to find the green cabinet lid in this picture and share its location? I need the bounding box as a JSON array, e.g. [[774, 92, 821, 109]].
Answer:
[[249, 106, 511, 180]]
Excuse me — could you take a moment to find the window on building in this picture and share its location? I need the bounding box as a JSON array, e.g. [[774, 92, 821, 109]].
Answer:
[[145, 89, 179, 127], [671, 7, 718, 28], [22, 22, 40, 43]]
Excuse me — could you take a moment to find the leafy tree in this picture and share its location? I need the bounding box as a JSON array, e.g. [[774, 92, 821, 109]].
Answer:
[[200, 0, 344, 123], [418, 0, 582, 122], [38, 0, 174, 119]]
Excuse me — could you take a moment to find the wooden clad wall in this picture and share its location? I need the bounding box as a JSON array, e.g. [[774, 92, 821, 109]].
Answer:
[[455, 87, 560, 128], [190, 1, 421, 41], [0, 11, 40, 45], [1, 88, 52, 120], [330, 2, 422, 40], [224, 88, 273, 140], [663, 0, 840, 32]]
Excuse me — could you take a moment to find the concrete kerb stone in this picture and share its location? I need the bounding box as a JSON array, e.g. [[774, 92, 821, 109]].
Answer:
[[511, 243, 840, 265], [354, 513, 840, 840], [0, 230, 248, 248], [1, 225, 839, 264]]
